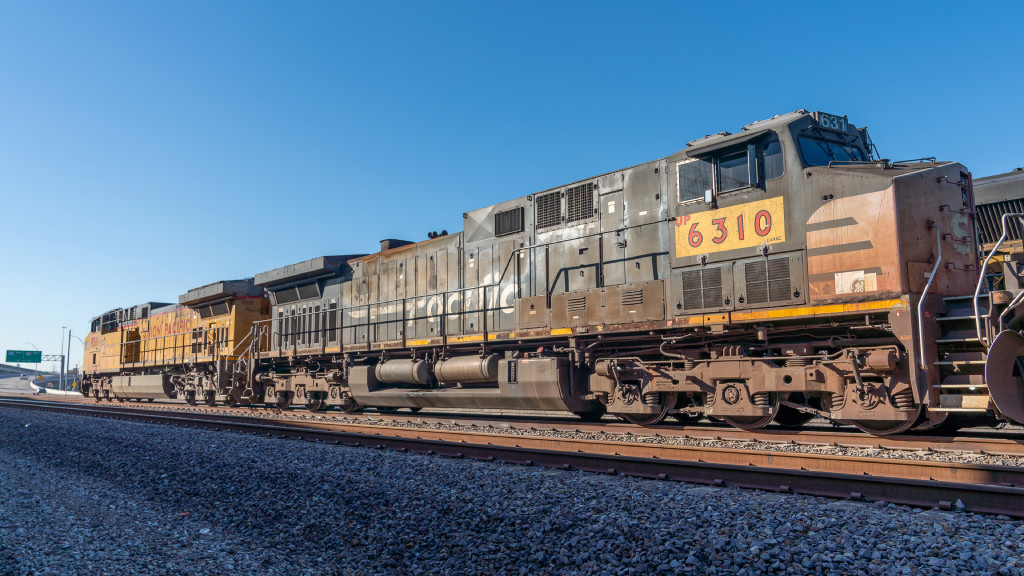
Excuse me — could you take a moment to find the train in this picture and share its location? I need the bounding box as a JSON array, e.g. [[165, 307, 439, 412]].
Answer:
[[81, 110, 1024, 435]]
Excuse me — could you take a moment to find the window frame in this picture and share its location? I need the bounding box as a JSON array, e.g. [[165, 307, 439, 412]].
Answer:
[[677, 134, 783, 204]]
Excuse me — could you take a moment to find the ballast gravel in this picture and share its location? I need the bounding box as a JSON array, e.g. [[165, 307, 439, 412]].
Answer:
[[0, 407, 1021, 576]]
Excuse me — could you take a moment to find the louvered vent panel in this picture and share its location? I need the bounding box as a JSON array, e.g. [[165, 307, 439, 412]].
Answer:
[[567, 296, 587, 312], [621, 289, 644, 306], [566, 182, 595, 223], [681, 269, 704, 311], [767, 258, 791, 302], [535, 191, 562, 229], [198, 306, 213, 319], [702, 267, 723, 309], [977, 200, 1024, 245], [745, 261, 769, 304], [211, 302, 230, 316], [494, 207, 524, 237], [298, 283, 320, 299], [275, 287, 300, 304]]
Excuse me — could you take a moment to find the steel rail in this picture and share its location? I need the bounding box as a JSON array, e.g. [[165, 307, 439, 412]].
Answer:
[[21, 394, 1024, 457], [2, 398, 1021, 518]]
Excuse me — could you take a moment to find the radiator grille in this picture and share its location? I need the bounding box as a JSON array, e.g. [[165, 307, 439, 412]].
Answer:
[[620, 289, 644, 307], [681, 267, 722, 310], [566, 182, 595, 223], [298, 283, 320, 300], [211, 302, 230, 316], [977, 200, 1024, 245], [535, 191, 562, 229], [494, 207, 525, 237], [746, 257, 791, 304], [274, 287, 299, 304], [567, 296, 587, 312]]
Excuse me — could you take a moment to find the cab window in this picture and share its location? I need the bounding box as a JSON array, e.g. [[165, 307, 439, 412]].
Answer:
[[678, 135, 784, 203], [799, 136, 864, 166]]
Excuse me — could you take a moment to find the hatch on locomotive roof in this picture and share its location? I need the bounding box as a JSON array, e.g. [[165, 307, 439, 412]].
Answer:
[[178, 279, 263, 306]]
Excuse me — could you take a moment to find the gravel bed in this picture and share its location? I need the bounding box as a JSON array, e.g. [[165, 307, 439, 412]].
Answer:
[[1, 407, 1022, 575], [82, 399, 1024, 468]]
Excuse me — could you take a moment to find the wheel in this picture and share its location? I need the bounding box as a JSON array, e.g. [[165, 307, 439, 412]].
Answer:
[[773, 394, 818, 429], [852, 405, 923, 436], [407, 407, 423, 413], [147, 398, 154, 403], [619, 393, 676, 426], [185, 393, 198, 406], [573, 403, 607, 422], [204, 393, 217, 407], [377, 407, 399, 414], [223, 395, 238, 408], [304, 397, 325, 412], [275, 395, 290, 409], [338, 399, 361, 414], [722, 392, 779, 431]]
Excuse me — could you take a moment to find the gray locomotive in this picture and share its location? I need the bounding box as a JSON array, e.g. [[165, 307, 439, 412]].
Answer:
[[85, 110, 1024, 435]]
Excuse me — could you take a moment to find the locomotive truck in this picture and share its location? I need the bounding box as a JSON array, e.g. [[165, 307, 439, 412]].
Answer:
[[82, 110, 1024, 435]]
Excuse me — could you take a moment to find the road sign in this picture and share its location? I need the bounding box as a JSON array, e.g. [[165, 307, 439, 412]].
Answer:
[[6, 350, 42, 363]]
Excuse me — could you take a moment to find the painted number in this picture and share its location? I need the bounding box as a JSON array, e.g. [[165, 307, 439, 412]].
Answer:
[[683, 212, 772, 249], [688, 223, 703, 248], [711, 218, 728, 244], [755, 210, 772, 236]]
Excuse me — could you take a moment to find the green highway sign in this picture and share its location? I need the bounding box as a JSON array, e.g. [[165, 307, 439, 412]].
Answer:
[[6, 350, 42, 363]]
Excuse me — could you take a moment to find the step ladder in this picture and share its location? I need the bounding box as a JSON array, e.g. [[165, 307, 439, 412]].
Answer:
[[931, 294, 993, 412]]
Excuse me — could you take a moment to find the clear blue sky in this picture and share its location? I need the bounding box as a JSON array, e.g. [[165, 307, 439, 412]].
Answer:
[[1, 0, 1021, 372]]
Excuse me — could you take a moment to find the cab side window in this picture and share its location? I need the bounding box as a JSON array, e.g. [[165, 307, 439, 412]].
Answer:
[[677, 135, 784, 203]]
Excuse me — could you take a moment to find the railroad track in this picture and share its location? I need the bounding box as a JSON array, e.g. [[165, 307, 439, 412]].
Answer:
[[22, 394, 1024, 458], [2, 397, 1022, 517]]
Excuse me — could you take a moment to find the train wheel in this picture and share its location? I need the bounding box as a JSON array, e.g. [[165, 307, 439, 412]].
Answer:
[[619, 393, 676, 426], [304, 397, 325, 412], [275, 395, 290, 409], [223, 395, 238, 408], [852, 405, 922, 436], [204, 393, 217, 407], [774, 394, 818, 429], [338, 399, 361, 414], [185, 393, 198, 406], [722, 392, 779, 431], [407, 407, 423, 413], [377, 407, 399, 414]]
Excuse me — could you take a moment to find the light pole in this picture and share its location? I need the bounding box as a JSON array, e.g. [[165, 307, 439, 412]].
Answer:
[[60, 327, 66, 391], [65, 329, 73, 392]]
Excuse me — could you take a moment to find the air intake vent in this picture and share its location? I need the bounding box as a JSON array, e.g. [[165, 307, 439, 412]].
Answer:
[[621, 289, 643, 306], [681, 267, 723, 310], [566, 182, 595, 223], [535, 191, 562, 229], [494, 207, 525, 237], [274, 287, 299, 304], [298, 283, 320, 300], [745, 257, 792, 304], [211, 302, 230, 316], [567, 296, 587, 312], [977, 200, 1024, 245]]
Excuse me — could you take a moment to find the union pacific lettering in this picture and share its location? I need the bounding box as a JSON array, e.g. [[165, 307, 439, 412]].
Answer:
[[675, 196, 786, 258]]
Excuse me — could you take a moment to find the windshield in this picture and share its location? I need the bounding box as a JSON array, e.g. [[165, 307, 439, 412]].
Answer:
[[799, 136, 865, 166]]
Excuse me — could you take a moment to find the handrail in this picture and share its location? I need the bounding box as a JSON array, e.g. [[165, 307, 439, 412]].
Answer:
[[918, 225, 942, 370], [973, 213, 1024, 346]]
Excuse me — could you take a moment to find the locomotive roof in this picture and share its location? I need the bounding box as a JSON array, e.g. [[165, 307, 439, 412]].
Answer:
[[254, 255, 363, 288], [682, 110, 809, 156], [178, 278, 264, 306], [975, 167, 1024, 205]]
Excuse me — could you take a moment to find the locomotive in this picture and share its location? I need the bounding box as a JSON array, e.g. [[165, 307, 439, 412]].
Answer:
[[81, 110, 1024, 435]]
